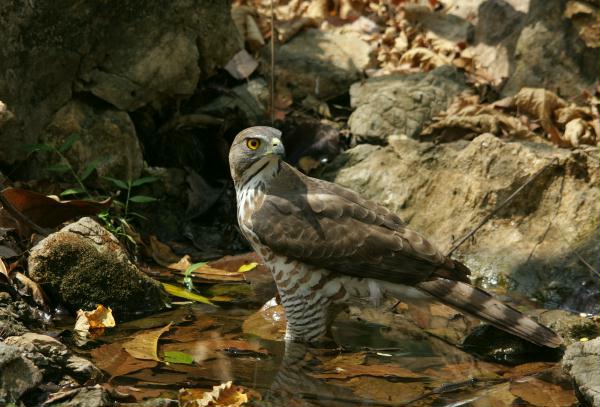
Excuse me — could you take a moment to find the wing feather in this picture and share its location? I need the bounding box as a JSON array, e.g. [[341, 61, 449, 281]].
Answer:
[[250, 162, 469, 285]]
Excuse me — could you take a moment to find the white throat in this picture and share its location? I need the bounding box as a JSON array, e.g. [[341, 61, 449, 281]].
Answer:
[[235, 156, 279, 192]]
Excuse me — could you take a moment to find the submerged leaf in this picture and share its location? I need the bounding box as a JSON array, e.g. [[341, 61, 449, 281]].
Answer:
[[123, 323, 173, 361], [164, 351, 194, 365], [91, 342, 157, 380], [162, 283, 214, 305]]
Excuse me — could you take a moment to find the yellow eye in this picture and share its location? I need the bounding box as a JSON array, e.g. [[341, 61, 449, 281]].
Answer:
[[246, 138, 261, 150]]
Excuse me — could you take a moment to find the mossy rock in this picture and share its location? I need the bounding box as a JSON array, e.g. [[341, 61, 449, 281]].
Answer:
[[28, 217, 168, 320]]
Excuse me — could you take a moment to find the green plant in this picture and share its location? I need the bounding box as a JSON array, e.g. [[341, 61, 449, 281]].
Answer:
[[25, 133, 101, 199], [100, 176, 159, 243]]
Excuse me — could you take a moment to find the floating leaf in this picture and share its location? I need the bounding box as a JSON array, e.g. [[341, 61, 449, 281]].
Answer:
[[129, 195, 158, 203], [242, 298, 286, 341], [123, 323, 173, 361], [164, 351, 194, 365], [179, 381, 257, 407], [91, 342, 157, 380], [312, 364, 427, 380], [509, 377, 577, 407], [162, 283, 214, 305]]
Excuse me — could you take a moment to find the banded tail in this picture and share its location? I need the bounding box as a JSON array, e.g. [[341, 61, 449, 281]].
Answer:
[[416, 278, 562, 348]]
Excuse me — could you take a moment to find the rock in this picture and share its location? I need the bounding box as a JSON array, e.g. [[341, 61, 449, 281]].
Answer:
[[28, 217, 168, 318], [270, 28, 375, 100], [45, 385, 116, 407], [321, 134, 599, 312], [45, 100, 143, 182], [199, 78, 269, 125], [561, 338, 599, 406], [0, 297, 48, 339], [4, 332, 102, 383], [0, 342, 43, 403], [537, 309, 599, 346], [347, 65, 467, 143], [0, 0, 242, 164]]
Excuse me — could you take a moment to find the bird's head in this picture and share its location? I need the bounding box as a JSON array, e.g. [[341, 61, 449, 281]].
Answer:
[[229, 126, 285, 185]]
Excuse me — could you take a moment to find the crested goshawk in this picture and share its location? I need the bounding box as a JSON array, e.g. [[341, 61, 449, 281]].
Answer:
[[229, 126, 561, 348]]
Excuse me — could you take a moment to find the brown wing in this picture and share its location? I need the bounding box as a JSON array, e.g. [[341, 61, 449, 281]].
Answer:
[[250, 162, 469, 285]]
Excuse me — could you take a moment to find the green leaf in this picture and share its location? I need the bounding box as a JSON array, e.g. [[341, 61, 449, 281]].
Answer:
[[58, 133, 79, 152], [161, 283, 214, 305], [80, 159, 102, 181], [46, 163, 70, 173], [185, 262, 207, 275], [131, 176, 159, 187], [163, 351, 194, 365], [103, 176, 128, 190], [60, 187, 85, 196], [23, 143, 54, 153], [128, 211, 149, 220], [129, 195, 158, 203]]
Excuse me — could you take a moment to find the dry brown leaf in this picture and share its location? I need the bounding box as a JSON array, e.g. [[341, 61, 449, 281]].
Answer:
[[242, 298, 286, 341], [509, 377, 577, 407], [555, 104, 593, 124], [123, 323, 173, 361], [320, 352, 367, 370], [149, 235, 181, 267], [563, 117, 596, 147], [14, 271, 49, 309], [511, 88, 567, 145], [564, 1, 599, 48], [400, 47, 450, 70], [91, 342, 158, 380], [340, 377, 426, 405], [179, 381, 257, 407], [232, 5, 265, 50], [74, 304, 116, 335]]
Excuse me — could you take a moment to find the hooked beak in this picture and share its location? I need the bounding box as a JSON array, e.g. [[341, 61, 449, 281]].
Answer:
[[268, 137, 285, 158]]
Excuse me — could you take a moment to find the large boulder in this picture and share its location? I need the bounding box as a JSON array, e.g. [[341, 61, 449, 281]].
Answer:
[[0, 0, 242, 165], [561, 338, 599, 406], [322, 134, 599, 312], [271, 28, 375, 101], [348, 66, 467, 143], [45, 100, 144, 182], [28, 217, 169, 318]]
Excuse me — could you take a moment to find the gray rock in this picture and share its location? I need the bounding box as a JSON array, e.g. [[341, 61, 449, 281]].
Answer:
[[322, 134, 599, 312], [348, 65, 467, 143], [0, 0, 242, 164], [0, 297, 47, 339], [28, 217, 169, 318], [0, 342, 43, 403], [4, 332, 102, 383], [46, 385, 116, 407], [45, 100, 143, 182], [270, 28, 375, 101], [562, 338, 599, 406], [536, 309, 599, 346]]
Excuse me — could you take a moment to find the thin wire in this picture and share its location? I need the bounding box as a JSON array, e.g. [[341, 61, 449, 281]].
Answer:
[[270, 0, 275, 124]]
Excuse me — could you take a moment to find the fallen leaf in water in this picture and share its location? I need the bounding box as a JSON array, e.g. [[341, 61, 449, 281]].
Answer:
[[1, 187, 111, 231], [471, 382, 517, 407], [164, 351, 195, 365], [91, 342, 158, 380], [163, 318, 216, 343], [123, 323, 173, 361], [341, 377, 426, 405], [179, 381, 257, 407], [423, 361, 502, 381], [149, 235, 181, 267], [162, 283, 214, 305], [74, 304, 115, 335], [509, 377, 577, 407], [502, 362, 555, 378], [313, 363, 427, 380], [319, 352, 367, 370], [119, 307, 193, 330], [242, 298, 286, 341]]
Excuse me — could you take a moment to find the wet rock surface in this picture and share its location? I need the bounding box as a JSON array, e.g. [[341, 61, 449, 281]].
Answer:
[[561, 338, 599, 406], [0, 342, 43, 403], [348, 66, 467, 143], [28, 217, 168, 318], [322, 134, 599, 312]]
